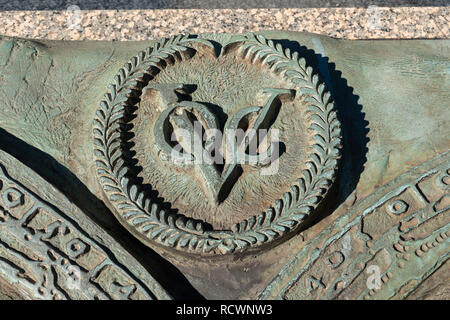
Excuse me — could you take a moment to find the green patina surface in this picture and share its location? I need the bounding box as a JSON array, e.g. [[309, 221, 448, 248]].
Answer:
[[0, 32, 448, 299]]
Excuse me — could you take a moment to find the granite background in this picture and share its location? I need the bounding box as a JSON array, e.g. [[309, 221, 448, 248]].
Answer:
[[0, 4, 448, 40], [0, 1, 449, 10]]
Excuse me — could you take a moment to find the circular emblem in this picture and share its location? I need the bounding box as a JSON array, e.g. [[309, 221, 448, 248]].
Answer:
[[93, 33, 342, 255]]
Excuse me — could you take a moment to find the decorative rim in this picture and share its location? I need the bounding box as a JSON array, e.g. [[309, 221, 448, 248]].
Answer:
[[93, 33, 342, 255]]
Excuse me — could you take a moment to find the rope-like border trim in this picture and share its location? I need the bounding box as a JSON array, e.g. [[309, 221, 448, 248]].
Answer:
[[93, 33, 342, 254]]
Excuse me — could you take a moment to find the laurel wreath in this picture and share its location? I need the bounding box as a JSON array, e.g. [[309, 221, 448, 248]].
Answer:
[[93, 33, 342, 254]]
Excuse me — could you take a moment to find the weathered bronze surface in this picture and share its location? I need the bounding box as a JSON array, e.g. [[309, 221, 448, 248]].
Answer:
[[92, 33, 341, 255], [0, 31, 448, 300]]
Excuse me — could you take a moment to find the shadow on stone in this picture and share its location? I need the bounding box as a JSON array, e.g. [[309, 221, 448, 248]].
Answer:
[[0, 127, 204, 300], [0, 0, 445, 10]]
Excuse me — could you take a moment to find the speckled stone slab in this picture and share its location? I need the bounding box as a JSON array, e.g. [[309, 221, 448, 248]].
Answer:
[[0, 7, 448, 41], [0, 0, 448, 10]]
